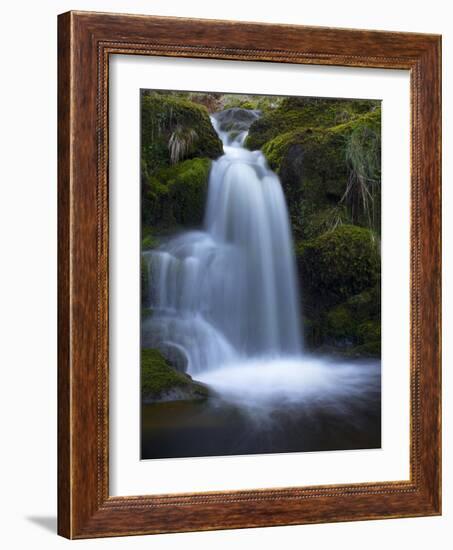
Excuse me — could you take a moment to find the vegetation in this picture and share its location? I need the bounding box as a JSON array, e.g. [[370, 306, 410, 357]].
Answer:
[[142, 157, 211, 228], [297, 225, 380, 307], [141, 92, 222, 168], [141, 226, 158, 250], [221, 94, 282, 112], [342, 117, 381, 233], [258, 109, 381, 238], [141, 349, 209, 402], [296, 225, 380, 352], [245, 96, 379, 150]]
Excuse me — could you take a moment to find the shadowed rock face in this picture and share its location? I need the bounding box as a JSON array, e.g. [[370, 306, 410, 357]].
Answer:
[[212, 107, 261, 134]]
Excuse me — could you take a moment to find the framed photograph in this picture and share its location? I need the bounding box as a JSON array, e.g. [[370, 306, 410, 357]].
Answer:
[[58, 11, 441, 538]]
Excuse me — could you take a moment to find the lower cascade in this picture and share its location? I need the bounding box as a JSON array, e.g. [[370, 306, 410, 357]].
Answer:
[[143, 107, 303, 375]]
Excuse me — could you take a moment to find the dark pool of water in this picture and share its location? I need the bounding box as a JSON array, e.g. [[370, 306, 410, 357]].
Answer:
[[141, 380, 381, 459]]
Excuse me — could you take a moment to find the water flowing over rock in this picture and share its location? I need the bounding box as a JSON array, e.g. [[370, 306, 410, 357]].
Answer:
[[142, 108, 302, 374]]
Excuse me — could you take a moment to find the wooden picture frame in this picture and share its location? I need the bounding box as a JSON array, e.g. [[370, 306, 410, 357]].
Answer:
[[58, 10, 441, 539]]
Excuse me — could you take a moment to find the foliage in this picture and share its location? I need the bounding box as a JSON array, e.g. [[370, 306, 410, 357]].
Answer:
[[301, 205, 351, 240], [342, 117, 381, 232], [168, 125, 199, 164]]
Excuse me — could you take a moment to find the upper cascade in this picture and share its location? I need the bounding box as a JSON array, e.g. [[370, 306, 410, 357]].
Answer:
[[143, 108, 303, 374]]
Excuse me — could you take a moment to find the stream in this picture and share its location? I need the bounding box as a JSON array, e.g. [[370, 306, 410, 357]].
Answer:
[[141, 107, 381, 459]]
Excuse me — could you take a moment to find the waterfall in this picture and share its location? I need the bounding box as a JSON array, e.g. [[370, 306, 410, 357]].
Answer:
[[142, 107, 303, 374]]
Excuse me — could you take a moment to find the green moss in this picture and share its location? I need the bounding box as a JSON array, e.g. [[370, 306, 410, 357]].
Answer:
[[301, 205, 351, 240], [258, 109, 381, 238], [326, 305, 357, 341], [296, 225, 380, 351], [141, 91, 223, 178], [351, 341, 381, 357], [222, 94, 282, 112], [357, 320, 381, 344], [322, 299, 380, 353], [143, 157, 211, 228], [262, 110, 380, 174], [298, 225, 380, 309], [141, 349, 209, 401], [246, 96, 380, 151], [141, 226, 158, 250], [343, 114, 381, 232]]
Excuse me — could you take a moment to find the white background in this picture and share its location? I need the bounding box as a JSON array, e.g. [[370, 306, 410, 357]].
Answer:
[[110, 57, 410, 496], [0, 0, 450, 548]]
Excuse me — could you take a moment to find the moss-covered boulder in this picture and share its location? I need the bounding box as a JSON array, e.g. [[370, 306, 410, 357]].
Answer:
[[141, 348, 210, 403], [323, 288, 381, 354], [143, 157, 212, 228], [245, 96, 379, 151], [244, 97, 381, 239], [141, 91, 223, 176], [296, 226, 380, 354], [303, 287, 381, 355], [263, 127, 348, 225], [302, 205, 351, 240], [297, 225, 380, 309], [261, 110, 381, 238]]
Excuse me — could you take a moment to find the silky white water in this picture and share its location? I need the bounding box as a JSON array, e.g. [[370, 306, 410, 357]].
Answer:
[[143, 108, 302, 375]]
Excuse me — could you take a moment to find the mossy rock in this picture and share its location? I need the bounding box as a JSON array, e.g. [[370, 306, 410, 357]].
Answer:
[[141, 226, 158, 250], [142, 157, 211, 228], [323, 301, 380, 353], [302, 206, 352, 240], [245, 96, 380, 151], [297, 226, 381, 356], [141, 91, 223, 177], [357, 319, 381, 343], [348, 340, 381, 357], [141, 348, 210, 403], [259, 109, 381, 238], [297, 224, 380, 312], [326, 304, 358, 344]]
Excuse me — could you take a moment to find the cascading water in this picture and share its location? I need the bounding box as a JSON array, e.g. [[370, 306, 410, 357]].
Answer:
[[142, 107, 303, 375], [141, 106, 381, 458]]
